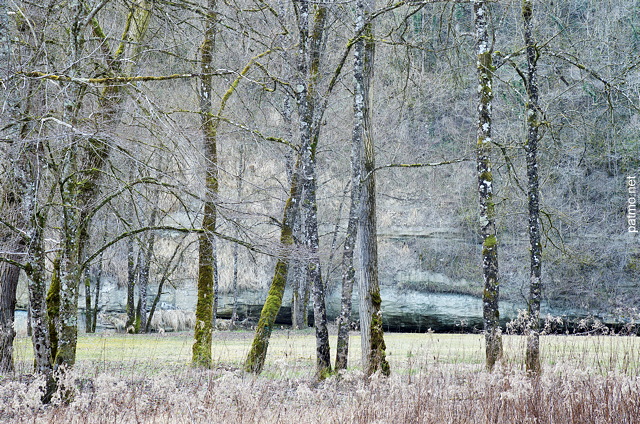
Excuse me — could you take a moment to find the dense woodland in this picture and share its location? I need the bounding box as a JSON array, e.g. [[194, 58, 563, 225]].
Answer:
[[1, 0, 639, 393]]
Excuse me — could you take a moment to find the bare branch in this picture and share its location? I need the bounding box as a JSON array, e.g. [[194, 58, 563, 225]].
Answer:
[[363, 158, 471, 181], [20, 71, 234, 85]]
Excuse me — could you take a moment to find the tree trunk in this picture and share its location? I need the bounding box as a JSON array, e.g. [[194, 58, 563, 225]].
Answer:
[[336, 0, 369, 373], [290, 214, 308, 329], [522, 0, 543, 375], [52, 0, 154, 369], [474, 0, 503, 371], [0, 0, 24, 374], [25, 217, 53, 382], [46, 257, 61, 364], [304, 175, 331, 378], [283, 97, 308, 331], [334, 182, 358, 371], [193, 0, 219, 367], [147, 240, 182, 332], [0, 258, 20, 373], [295, 1, 332, 378], [244, 160, 301, 374], [91, 250, 104, 333], [213, 239, 219, 328], [136, 213, 156, 333], [354, 0, 389, 378], [126, 235, 136, 332], [84, 269, 93, 333]]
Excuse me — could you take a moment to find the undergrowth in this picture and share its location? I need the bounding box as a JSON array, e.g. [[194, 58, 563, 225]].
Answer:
[[2, 330, 640, 423]]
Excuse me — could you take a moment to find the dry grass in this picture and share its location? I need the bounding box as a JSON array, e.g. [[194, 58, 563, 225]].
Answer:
[[3, 331, 640, 423]]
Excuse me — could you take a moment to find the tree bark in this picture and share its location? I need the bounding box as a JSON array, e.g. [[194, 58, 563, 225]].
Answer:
[[474, 0, 503, 371], [0, 0, 21, 373], [0, 258, 20, 373], [126, 234, 136, 332], [136, 207, 156, 333], [295, 0, 332, 378], [354, 0, 390, 378], [84, 269, 93, 333], [193, 0, 219, 367], [522, 0, 543, 375], [46, 257, 61, 364]]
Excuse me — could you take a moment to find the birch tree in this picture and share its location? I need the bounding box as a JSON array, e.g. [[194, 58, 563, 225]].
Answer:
[[474, 0, 502, 370]]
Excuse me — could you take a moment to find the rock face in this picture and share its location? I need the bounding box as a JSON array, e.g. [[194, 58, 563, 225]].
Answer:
[[61, 271, 630, 333], [214, 285, 619, 333]]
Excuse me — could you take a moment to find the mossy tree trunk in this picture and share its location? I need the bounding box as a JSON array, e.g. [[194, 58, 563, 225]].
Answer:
[[46, 257, 61, 364], [474, 0, 503, 371], [53, 0, 153, 369], [522, 0, 543, 375], [193, 0, 219, 368], [245, 161, 301, 374], [192, 6, 272, 366]]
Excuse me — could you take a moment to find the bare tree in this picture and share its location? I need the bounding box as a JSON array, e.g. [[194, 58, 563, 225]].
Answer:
[[474, 0, 502, 371], [193, 0, 219, 367], [355, 0, 390, 377], [521, 0, 543, 375]]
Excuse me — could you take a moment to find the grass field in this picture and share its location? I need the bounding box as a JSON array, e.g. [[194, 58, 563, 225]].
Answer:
[[3, 330, 640, 423]]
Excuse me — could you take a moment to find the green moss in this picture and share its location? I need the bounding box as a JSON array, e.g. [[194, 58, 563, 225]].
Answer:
[[244, 260, 287, 374], [192, 237, 215, 367], [479, 171, 493, 182], [46, 257, 61, 364], [369, 312, 391, 377], [484, 234, 497, 248]]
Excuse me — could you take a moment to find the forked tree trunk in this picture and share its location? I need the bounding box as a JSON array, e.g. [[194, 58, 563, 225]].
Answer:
[[54, 0, 154, 370], [474, 0, 503, 371], [523, 0, 543, 375], [334, 182, 358, 370]]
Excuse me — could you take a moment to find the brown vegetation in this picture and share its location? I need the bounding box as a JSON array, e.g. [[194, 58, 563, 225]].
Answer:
[[1, 360, 639, 423]]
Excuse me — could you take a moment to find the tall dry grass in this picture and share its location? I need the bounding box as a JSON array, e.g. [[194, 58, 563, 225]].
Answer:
[[2, 331, 640, 423]]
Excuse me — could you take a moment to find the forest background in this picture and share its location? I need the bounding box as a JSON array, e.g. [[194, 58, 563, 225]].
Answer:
[[1, 0, 639, 384]]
